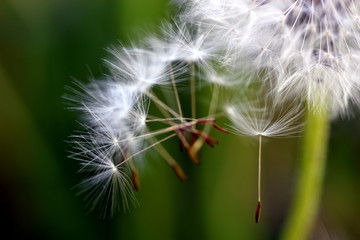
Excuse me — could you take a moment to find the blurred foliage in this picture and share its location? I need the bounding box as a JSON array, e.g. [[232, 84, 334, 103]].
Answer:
[[0, 0, 359, 239]]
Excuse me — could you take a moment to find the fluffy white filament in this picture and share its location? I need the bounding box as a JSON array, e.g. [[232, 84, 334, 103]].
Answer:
[[226, 98, 304, 138]]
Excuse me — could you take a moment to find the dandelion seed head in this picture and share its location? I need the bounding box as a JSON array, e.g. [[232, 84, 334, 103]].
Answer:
[[105, 47, 176, 93], [207, 72, 225, 85], [225, 105, 236, 116], [226, 97, 304, 138], [202, 64, 252, 87], [112, 164, 117, 172], [157, 21, 218, 65], [139, 115, 147, 127], [180, 0, 360, 115], [70, 142, 137, 216], [113, 138, 119, 146]]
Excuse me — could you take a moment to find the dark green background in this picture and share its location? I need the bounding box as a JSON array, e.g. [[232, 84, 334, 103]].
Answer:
[[0, 0, 359, 239]]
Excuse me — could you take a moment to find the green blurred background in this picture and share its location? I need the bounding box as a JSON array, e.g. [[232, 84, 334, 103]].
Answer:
[[0, 0, 359, 239]]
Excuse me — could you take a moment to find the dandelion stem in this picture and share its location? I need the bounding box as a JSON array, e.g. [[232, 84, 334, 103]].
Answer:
[[112, 118, 214, 145], [190, 62, 196, 120], [189, 84, 220, 157], [258, 134, 262, 203], [205, 84, 220, 132], [151, 137, 187, 182], [116, 133, 177, 167], [281, 107, 329, 240], [169, 62, 184, 122], [151, 137, 177, 166], [255, 134, 262, 223], [145, 117, 195, 124], [146, 91, 181, 119], [129, 160, 140, 190], [256, 134, 262, 223]]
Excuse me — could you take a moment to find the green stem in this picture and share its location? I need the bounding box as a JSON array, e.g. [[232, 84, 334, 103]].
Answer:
[[258, 134, 262, 204], [281, 107, 330, 240], [190, 62, 196, 120], [169, 62, 183, 122], [188, 84, 219, 157], [255, 134, 262, 223]]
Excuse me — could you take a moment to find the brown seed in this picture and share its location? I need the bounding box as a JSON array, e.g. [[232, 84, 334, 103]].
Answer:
[[190, 132, 198, 146], [212, 123, 230, 133], [171, 163, 187, 182], [197, 131, 219, 148], [131, 169, 141, 191], [255, 201, 261, 223], [187, 146, 200, 165]]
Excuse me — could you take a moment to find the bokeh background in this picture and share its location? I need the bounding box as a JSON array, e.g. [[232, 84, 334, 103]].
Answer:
[[0, 0, 359, 239]]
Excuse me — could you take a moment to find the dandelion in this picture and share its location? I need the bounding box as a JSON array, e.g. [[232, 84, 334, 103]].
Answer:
[[66, 3, 358, 237], [226, 97, 304, 223]]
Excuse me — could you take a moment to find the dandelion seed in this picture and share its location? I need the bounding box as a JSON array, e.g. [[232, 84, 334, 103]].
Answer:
[[71, 144, 137, 217], [105, 47, 186, 94], [226, 96, 304, 222], [150, 20, 218, 65]]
